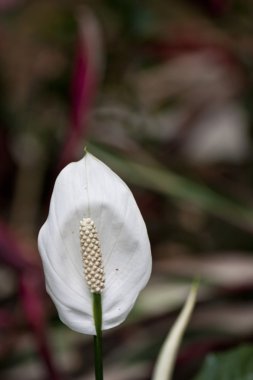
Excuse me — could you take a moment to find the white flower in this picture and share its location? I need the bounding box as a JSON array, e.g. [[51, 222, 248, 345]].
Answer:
[[38, 153, 152, 335]]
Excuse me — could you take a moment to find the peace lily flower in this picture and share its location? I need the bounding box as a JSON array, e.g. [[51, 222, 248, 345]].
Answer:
[[38, 152, 152, 335]]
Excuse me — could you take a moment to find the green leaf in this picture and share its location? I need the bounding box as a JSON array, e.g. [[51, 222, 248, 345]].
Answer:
[[89, 144, 253, 232], [194, 345, 253, 380], [152, 281, 199, 380]]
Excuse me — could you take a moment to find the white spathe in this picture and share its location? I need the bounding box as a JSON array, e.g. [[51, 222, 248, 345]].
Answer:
[[38, 153, 152, 335]]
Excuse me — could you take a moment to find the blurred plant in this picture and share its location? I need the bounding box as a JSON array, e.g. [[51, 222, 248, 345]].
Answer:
[[152, 282, 199, 380], [0, 222, 60, 379], [0, 0, 24, 11], [89, 144, 253, 232], [194, 345, 253, 380], [59, 7, 104, 168]]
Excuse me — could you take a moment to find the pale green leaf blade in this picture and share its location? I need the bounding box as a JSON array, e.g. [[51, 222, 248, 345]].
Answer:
[[152, 282, 199, 380]]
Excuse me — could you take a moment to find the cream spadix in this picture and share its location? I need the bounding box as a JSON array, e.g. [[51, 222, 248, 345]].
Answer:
[[80, 217, 105, 294], [38, 153, 152, 335]]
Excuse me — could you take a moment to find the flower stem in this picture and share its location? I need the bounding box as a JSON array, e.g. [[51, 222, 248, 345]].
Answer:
[[93, 293, 103, 380]]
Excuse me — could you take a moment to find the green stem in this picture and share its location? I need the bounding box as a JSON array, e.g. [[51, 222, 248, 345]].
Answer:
[[93, 293, 103, 380]]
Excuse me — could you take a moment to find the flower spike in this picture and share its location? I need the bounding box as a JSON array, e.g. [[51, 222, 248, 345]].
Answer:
[[80, 217, 105, 293]]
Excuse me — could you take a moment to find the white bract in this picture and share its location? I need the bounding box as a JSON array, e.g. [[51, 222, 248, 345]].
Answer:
[[38, 153, 152, 335]]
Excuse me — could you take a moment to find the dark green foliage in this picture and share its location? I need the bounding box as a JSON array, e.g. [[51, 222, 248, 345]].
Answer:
[[194, 345, 253, 380]]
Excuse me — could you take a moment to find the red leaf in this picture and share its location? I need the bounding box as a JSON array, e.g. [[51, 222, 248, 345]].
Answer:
[[19, 271, 61, 380], [59, 8, 104, 168]]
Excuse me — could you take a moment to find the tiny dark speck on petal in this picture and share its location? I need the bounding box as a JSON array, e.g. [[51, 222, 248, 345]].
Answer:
[[115, 268, 119, 271]]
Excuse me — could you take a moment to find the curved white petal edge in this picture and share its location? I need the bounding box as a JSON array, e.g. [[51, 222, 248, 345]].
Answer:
[[38, 153, 152, 335]]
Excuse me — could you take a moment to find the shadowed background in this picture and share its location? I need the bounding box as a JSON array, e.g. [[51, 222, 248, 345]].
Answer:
[[1, 1, 253, 379]]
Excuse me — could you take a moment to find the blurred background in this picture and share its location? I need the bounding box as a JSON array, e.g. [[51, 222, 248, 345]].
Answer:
[[1, 1, 253, 379]]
